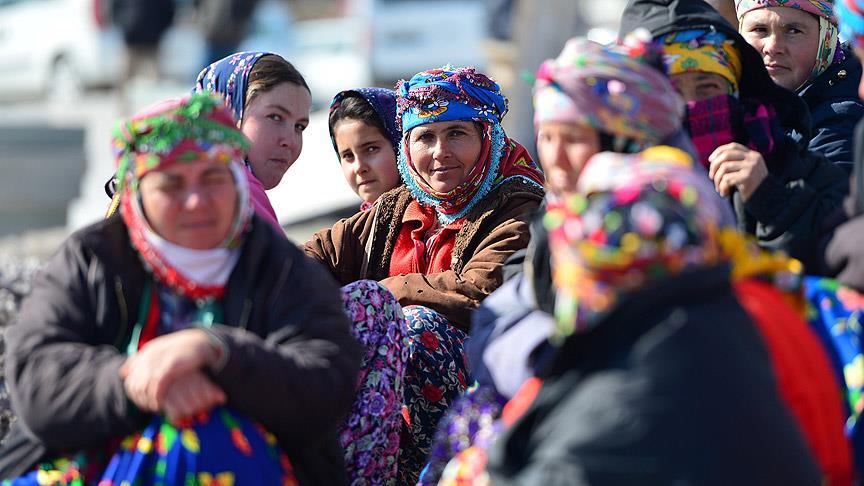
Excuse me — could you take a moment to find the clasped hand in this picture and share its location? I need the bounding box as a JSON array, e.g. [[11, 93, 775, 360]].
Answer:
[[120, 329, 225, 423]]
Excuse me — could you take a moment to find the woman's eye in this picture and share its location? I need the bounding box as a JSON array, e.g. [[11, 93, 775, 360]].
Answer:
[[267, 114, 283, 122], [366, 145, 379, 153], [295, 123, 307, 132], [341, 152, 354, 162]]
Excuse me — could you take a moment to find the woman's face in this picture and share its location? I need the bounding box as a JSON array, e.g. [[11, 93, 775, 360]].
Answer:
[[241, 82, 312, 190], [536, 121, 600, 194], [669, 72, 731, 102], [740, 7, 821, 90], [407, 120, 483, 193], [334, 119, 401, 203], [138, 158, 238, 250]]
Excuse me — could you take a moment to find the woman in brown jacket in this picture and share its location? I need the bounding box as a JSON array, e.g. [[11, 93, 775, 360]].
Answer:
[[305, 66, 544, 483]]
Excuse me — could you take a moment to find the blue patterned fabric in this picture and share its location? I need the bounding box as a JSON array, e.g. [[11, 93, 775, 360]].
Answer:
[[395, 66, 508, 132], [330, 87, 401, 155], [398, 305, 470, 485], [2, 407, 296, 486], [193, 51, 274, 123], [804, 275, 864, 470]]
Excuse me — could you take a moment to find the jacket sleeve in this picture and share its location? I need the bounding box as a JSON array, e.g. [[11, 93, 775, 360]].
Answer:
[[807, 100, 864, 173], [6, 240, 143, 450], [303, 209, 371, 285], [742, 146, 849, 270], [208, 250, 363, 447], [380, 195, 539, 331]]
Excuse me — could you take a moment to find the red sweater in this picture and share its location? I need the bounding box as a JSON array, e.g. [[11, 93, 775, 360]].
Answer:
[[389, 200, 464, 277]]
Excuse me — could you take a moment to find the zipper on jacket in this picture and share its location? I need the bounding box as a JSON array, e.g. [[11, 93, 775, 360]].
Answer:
[[265, 259, 294, 315], [239, 298, 252, 330], [113, 276, 129, 348]]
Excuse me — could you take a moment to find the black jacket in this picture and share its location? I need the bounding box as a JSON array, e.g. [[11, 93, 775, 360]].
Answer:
[[621, 0, 849, 271], [0, 216, 363, 485], [799, 47, 864, 173], [485, 266, 821, 485]]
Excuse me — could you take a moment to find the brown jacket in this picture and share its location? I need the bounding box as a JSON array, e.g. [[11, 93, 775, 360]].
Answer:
[[305, 179, 544, 330]]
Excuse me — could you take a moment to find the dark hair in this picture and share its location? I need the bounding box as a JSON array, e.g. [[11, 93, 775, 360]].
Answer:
[[328, 93, 390, 146], [245, 55, 310, 112]]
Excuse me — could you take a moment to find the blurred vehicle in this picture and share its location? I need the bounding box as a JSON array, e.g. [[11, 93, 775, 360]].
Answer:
[[285, 17, 372, 109], [345, 0, 487, 84], [0, 0, 123, 101]]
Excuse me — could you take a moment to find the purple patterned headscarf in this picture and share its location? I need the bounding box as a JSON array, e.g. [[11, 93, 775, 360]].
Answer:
[[193, 51, 274, 124], [329, 87, 401, 155]]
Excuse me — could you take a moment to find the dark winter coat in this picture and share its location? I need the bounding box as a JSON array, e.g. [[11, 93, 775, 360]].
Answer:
[[621, 0, 849, 271], [0, 215, 363, 486], [484, 266, 822, 485], [798, 47, 864, 173]]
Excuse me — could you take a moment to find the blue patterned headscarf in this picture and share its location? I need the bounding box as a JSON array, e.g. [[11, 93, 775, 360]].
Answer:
[[395, 66, 509, 132], [329, 87, 400, 155], [193, 51, 274, 124]]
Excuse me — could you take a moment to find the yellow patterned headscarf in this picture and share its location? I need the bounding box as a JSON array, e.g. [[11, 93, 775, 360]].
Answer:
[[661, 30, 744, 95]]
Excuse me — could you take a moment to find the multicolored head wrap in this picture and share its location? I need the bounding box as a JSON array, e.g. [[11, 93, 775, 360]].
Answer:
[[194, 51, 274, 124], [836, 0, 864, 47], [544, 146, 731, 339], [736, 0, 842, 84], [533, 31, 686, 152], [396, 66, 508, 132], [660, 29, 744, 95], [329, 87, 401, 156], [111, 92, 253, 299], [395, 66, 544, 223]]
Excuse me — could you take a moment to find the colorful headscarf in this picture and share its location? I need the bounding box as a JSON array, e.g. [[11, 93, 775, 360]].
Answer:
[[544, 147, 730, 339], [836, 0, 864, 47], [532, 31, 686, 151], [396, 66, 544, 223], [736, 0, 842, 85], [112, 92, 252, 300], [194, 51, 275, 124], [329, 87, 401, 156], [660, 29, 744, 95]]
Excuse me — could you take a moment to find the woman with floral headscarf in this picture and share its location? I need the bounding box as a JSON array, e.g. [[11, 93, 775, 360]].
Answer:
[[193, 51, 312, 234], [431, 147, 841, 485], [737, 0, 864, 170], [0, 93, 363, 484], [197, 57, 412, 486], [621, 0, 850, 273], [305, 66, 545, 483], [416, 37, 697, 484]]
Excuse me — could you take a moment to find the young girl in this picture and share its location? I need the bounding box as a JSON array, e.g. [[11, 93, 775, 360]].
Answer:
[[329, 88, 402, 210]]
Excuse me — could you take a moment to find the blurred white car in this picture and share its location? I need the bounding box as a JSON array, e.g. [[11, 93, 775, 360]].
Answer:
[[345, 0, 487, 84], [0, 0, 123, 101], [286, 17, 372, 109]]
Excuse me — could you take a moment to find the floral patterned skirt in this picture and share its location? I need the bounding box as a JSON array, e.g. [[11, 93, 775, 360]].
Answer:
[[2, 407, 295, 486], [339, 280, 410, 486], [398, 305, 469, 485]]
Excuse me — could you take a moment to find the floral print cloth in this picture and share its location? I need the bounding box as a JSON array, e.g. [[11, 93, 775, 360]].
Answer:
[[416, 385, 506, 486], [339, 280, 410, 486], [398, 305, 470, 485]]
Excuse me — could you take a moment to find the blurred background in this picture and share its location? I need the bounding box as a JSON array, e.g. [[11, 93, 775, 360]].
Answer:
[[0, 0, 627, 259]]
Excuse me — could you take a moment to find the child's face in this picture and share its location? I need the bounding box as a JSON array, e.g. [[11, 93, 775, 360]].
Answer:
[[334, 119, 401, 203]]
